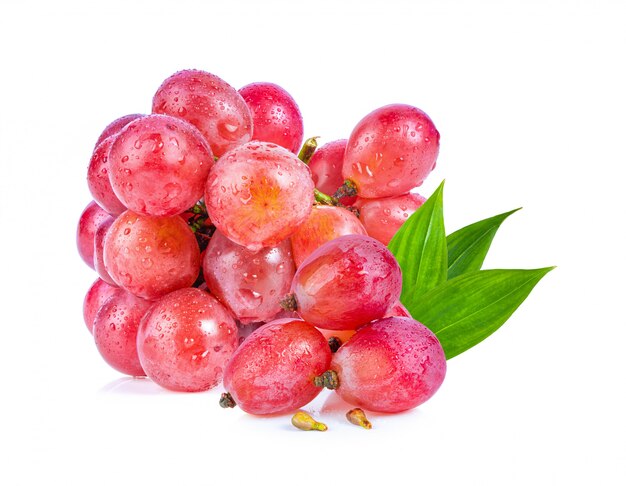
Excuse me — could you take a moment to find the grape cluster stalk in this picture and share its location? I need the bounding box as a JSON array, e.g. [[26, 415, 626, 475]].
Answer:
[[79, 69, 445, 420]]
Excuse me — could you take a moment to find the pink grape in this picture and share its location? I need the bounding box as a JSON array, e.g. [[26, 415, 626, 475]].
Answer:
[[94, 113, 144, 148], [290, 205, 367, 267], [83, 278, 122, 333], [87, 136, 127, 215], [290, 234, 402, 330], [342, 104, 440, 198], [108, 114, 214, 217], [103, 210, 200, 300], [239, 82, 304, 153], [308, 139, 355, 205], [205, 141, 314, 251], [137, 288, 238, 392], [77, 201, 112, 269], [222, 319, 331, 415], [331, 317, 446, 413], [152, 69, 252, 157], [93, 290, 152, 376], [93, 216, 117, 286], [356, 192, 426, 245], [202, 230, 295, 324]]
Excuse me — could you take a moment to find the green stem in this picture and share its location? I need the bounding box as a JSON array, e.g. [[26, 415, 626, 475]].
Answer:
[[298, 137, 319, 164], [314, 188, 338, 206]]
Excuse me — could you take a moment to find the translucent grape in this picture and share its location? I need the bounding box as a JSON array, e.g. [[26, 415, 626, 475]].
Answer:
[[87, 136, 127, 215], [94, 113, 144, 148], [331, 317, 446, 413], [222, 319, 331, 415], [103, 210, 200, 300], [77, 201, 112, 269], [205, 141, 314, 251], [239, 82, 304, 153], [356, 192, 426, 245], [202, 230, 295, 324], [152, 69, 252, 157], [137, 288, 238, 392], [290, 205, 367, 267], [83, 278, 122, 334], [93, 290, 152, 376], [343, 104, 440, 198], [290, 234, 402, 330], [93, 216, 117, 286], [108, 114, 214, 217], [307, 139, 355, 205]]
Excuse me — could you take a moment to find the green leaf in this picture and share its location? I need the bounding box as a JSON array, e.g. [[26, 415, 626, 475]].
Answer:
[[406, 267, 555, 359], [388, 181, 448, 301], [447, 208, 521, 279]]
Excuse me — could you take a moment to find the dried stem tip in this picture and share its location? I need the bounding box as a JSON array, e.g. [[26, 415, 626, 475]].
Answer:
[[291, 411, 328, 431], [298, 136, 319, 165], [219, 392, 237, 409], [346, 408, 372, 429], [333, 179, 358, 200], [328, 336, 342, 353], [279, 293, 298, 312], [313, 370, 339, 390]]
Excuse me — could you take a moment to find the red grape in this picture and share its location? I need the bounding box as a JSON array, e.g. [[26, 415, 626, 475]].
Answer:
[[290, 235, 402, 330], [137, 288, 238, 392], [152, 69, 252, 157], [357, 192, 426, 245], [331, 317, 446, 413], [83, 278, 122, 334], [290, 205, 367, 267], [93, 216, 117, 286], [222, 319, 331, 415], [87, 136, 127, 215], [77, 201, 112, 269], [205, 141, 314, 251], [307, 139, 355, 205], [202, 230, 295, 324], [239, 82, 304, 153], [103, 210, 200, 300], [384, 300, 411, 318], [94, 113, 144, 148], [93, 290, 152, 376], [108, 114, 214, 217], [342, 104, 439, 198]]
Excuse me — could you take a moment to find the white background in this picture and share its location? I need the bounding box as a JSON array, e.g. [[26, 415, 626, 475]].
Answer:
[[1, 0, 625, 484]]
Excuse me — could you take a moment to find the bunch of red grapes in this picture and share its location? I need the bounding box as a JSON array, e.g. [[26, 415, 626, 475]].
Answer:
[[78, 69, 446, 421]]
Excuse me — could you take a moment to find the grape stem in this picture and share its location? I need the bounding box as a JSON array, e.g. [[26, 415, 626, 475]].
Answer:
[[313, 370, 339, 390], [280, 294, 298, 312], [298, 137, 319, 164], [333, 179, 358, 200], [219, 392, 237, 408], [314, 188, 338, 206]]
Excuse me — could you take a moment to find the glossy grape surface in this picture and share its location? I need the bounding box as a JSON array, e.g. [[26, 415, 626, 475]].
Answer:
[[108, 114, 213, 217], [307, 139, 355, 205], [94, 113, 144, 148], [137, 288, 238, 392], [202, 230, 295, 324], [357, 192, 426, 245], [343, 104, 439, 198], [290, 205, 367, 267], [83, 279, 122, 333], [152, 69, 252, 157], [103, 210, 200, 300], [205, 141, 314, 251], [87, 136, 127, 215], [239, 82, 304, 153], [332, 317, 446, 412], [77, 201, 112, 269], [93, 290, 152, 376], [291, 235, 402, 330], [223, 319, 331, 415], [93, 217, 117, 286], [384, 300, 411, 318]]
